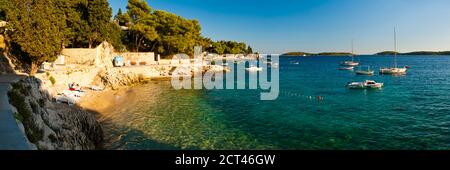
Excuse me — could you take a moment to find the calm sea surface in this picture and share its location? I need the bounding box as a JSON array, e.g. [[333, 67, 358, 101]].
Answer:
[[102, 55, 450, 150]]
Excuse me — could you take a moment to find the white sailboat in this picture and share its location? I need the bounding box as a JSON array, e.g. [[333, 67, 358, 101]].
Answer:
[[355, 66, 374, 75], [340, 40, 359, 67], [380, 28, 407, 75]]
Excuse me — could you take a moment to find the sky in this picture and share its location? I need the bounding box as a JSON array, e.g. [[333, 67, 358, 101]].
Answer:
[[109, 0, 450, 54]]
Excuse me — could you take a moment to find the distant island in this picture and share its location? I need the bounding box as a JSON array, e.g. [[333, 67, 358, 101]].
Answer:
[[376, 51, 450, 56], [282, 52, 353, 56], [282, 51, 450, 56]]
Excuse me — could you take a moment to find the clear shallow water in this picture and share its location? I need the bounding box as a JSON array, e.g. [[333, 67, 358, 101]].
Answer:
[[102, 55, 450, 150]]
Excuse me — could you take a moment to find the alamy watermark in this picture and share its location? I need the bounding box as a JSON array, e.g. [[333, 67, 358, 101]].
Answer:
[[171, 46, 279, 100]]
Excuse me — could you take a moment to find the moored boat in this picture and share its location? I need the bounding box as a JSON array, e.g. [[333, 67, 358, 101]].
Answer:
[[379, 28, 407, 75], [364, 80, 384, 89], [347, 80, 383, 89], [340, 40, 359, 66], [379, 67, 407, 75], [339, 66, 354, 70], [340, 61, 359, 66], [355, 66, 374, 75]]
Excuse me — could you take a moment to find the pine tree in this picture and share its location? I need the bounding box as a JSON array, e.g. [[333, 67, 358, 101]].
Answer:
[[87, 0, 113, 48], [125, 0, 158, 52], [7, 0, 65, 74]]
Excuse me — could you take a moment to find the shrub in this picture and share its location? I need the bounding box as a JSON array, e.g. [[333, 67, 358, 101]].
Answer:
[[139, 61, 147, 65], [49, 76, 56, 85], [130, 61, 137, 65], [14, 112, 24, 122], [7, 90, 43, 143]]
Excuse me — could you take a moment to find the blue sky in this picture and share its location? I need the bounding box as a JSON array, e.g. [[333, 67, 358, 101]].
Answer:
[[109, 0, 450, 54]]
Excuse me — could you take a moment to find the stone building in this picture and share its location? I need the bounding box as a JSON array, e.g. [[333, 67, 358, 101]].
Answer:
[[57, 41, 156, 67]]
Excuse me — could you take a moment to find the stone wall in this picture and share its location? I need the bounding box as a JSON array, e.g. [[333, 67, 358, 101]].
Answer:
[[60, 41, 155, 67], [116, 52, 156, 65], [61, 48, 98, 65]]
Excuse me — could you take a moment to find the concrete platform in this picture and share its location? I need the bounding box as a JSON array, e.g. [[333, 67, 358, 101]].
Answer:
[[0, 75, 30, 150]]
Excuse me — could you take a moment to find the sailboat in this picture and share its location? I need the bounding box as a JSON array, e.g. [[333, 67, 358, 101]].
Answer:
[[355, 66, 374, 75], [340, 40, 359, 67], [380, 28, 407, 75]]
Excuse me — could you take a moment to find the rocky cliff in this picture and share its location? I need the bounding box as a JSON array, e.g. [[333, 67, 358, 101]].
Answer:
[[7, 77, 103, 150]]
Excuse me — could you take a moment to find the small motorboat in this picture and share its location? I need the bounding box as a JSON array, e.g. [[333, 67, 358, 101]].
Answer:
[[339, 66, 354, 70], [364, 80, 384, 89], [347, 80, 383, 89], [246, 65, 263, 72]]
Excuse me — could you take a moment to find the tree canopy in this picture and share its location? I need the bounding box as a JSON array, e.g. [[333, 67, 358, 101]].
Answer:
[[86, 0, 113, 48], [5, 0, 65, 74], [116, 0, 252, 57], [121, 0, 158, 52], [0, 0, 254, 73]]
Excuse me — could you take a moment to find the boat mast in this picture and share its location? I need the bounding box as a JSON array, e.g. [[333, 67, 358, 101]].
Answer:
[[394, 27, 397, 68], [351, 39, 354, 62]]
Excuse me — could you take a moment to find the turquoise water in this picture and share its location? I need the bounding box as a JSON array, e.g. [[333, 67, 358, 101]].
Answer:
[[103, 55, 450, 150]]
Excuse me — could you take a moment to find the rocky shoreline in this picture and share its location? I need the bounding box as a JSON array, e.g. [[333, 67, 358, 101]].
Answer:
[[6, 64, 228, 150], [8, 77, 103, 149]]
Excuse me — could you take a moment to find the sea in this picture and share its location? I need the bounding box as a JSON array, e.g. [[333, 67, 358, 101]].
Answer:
[[100, 55, 450, 150]]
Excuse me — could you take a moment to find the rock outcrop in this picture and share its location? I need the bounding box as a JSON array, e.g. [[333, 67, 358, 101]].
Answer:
[[97, 69, 144, 90], [8, 77, 103, 150]]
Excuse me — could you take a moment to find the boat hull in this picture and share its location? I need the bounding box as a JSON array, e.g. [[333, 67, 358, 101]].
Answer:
[[339, 67, 354, 70], [379, 68, 407, 74], [355, 71, 374, 75], [366, 83, 383, 89], [347, 80, 383, 89], [341, 61, 359, 66]]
